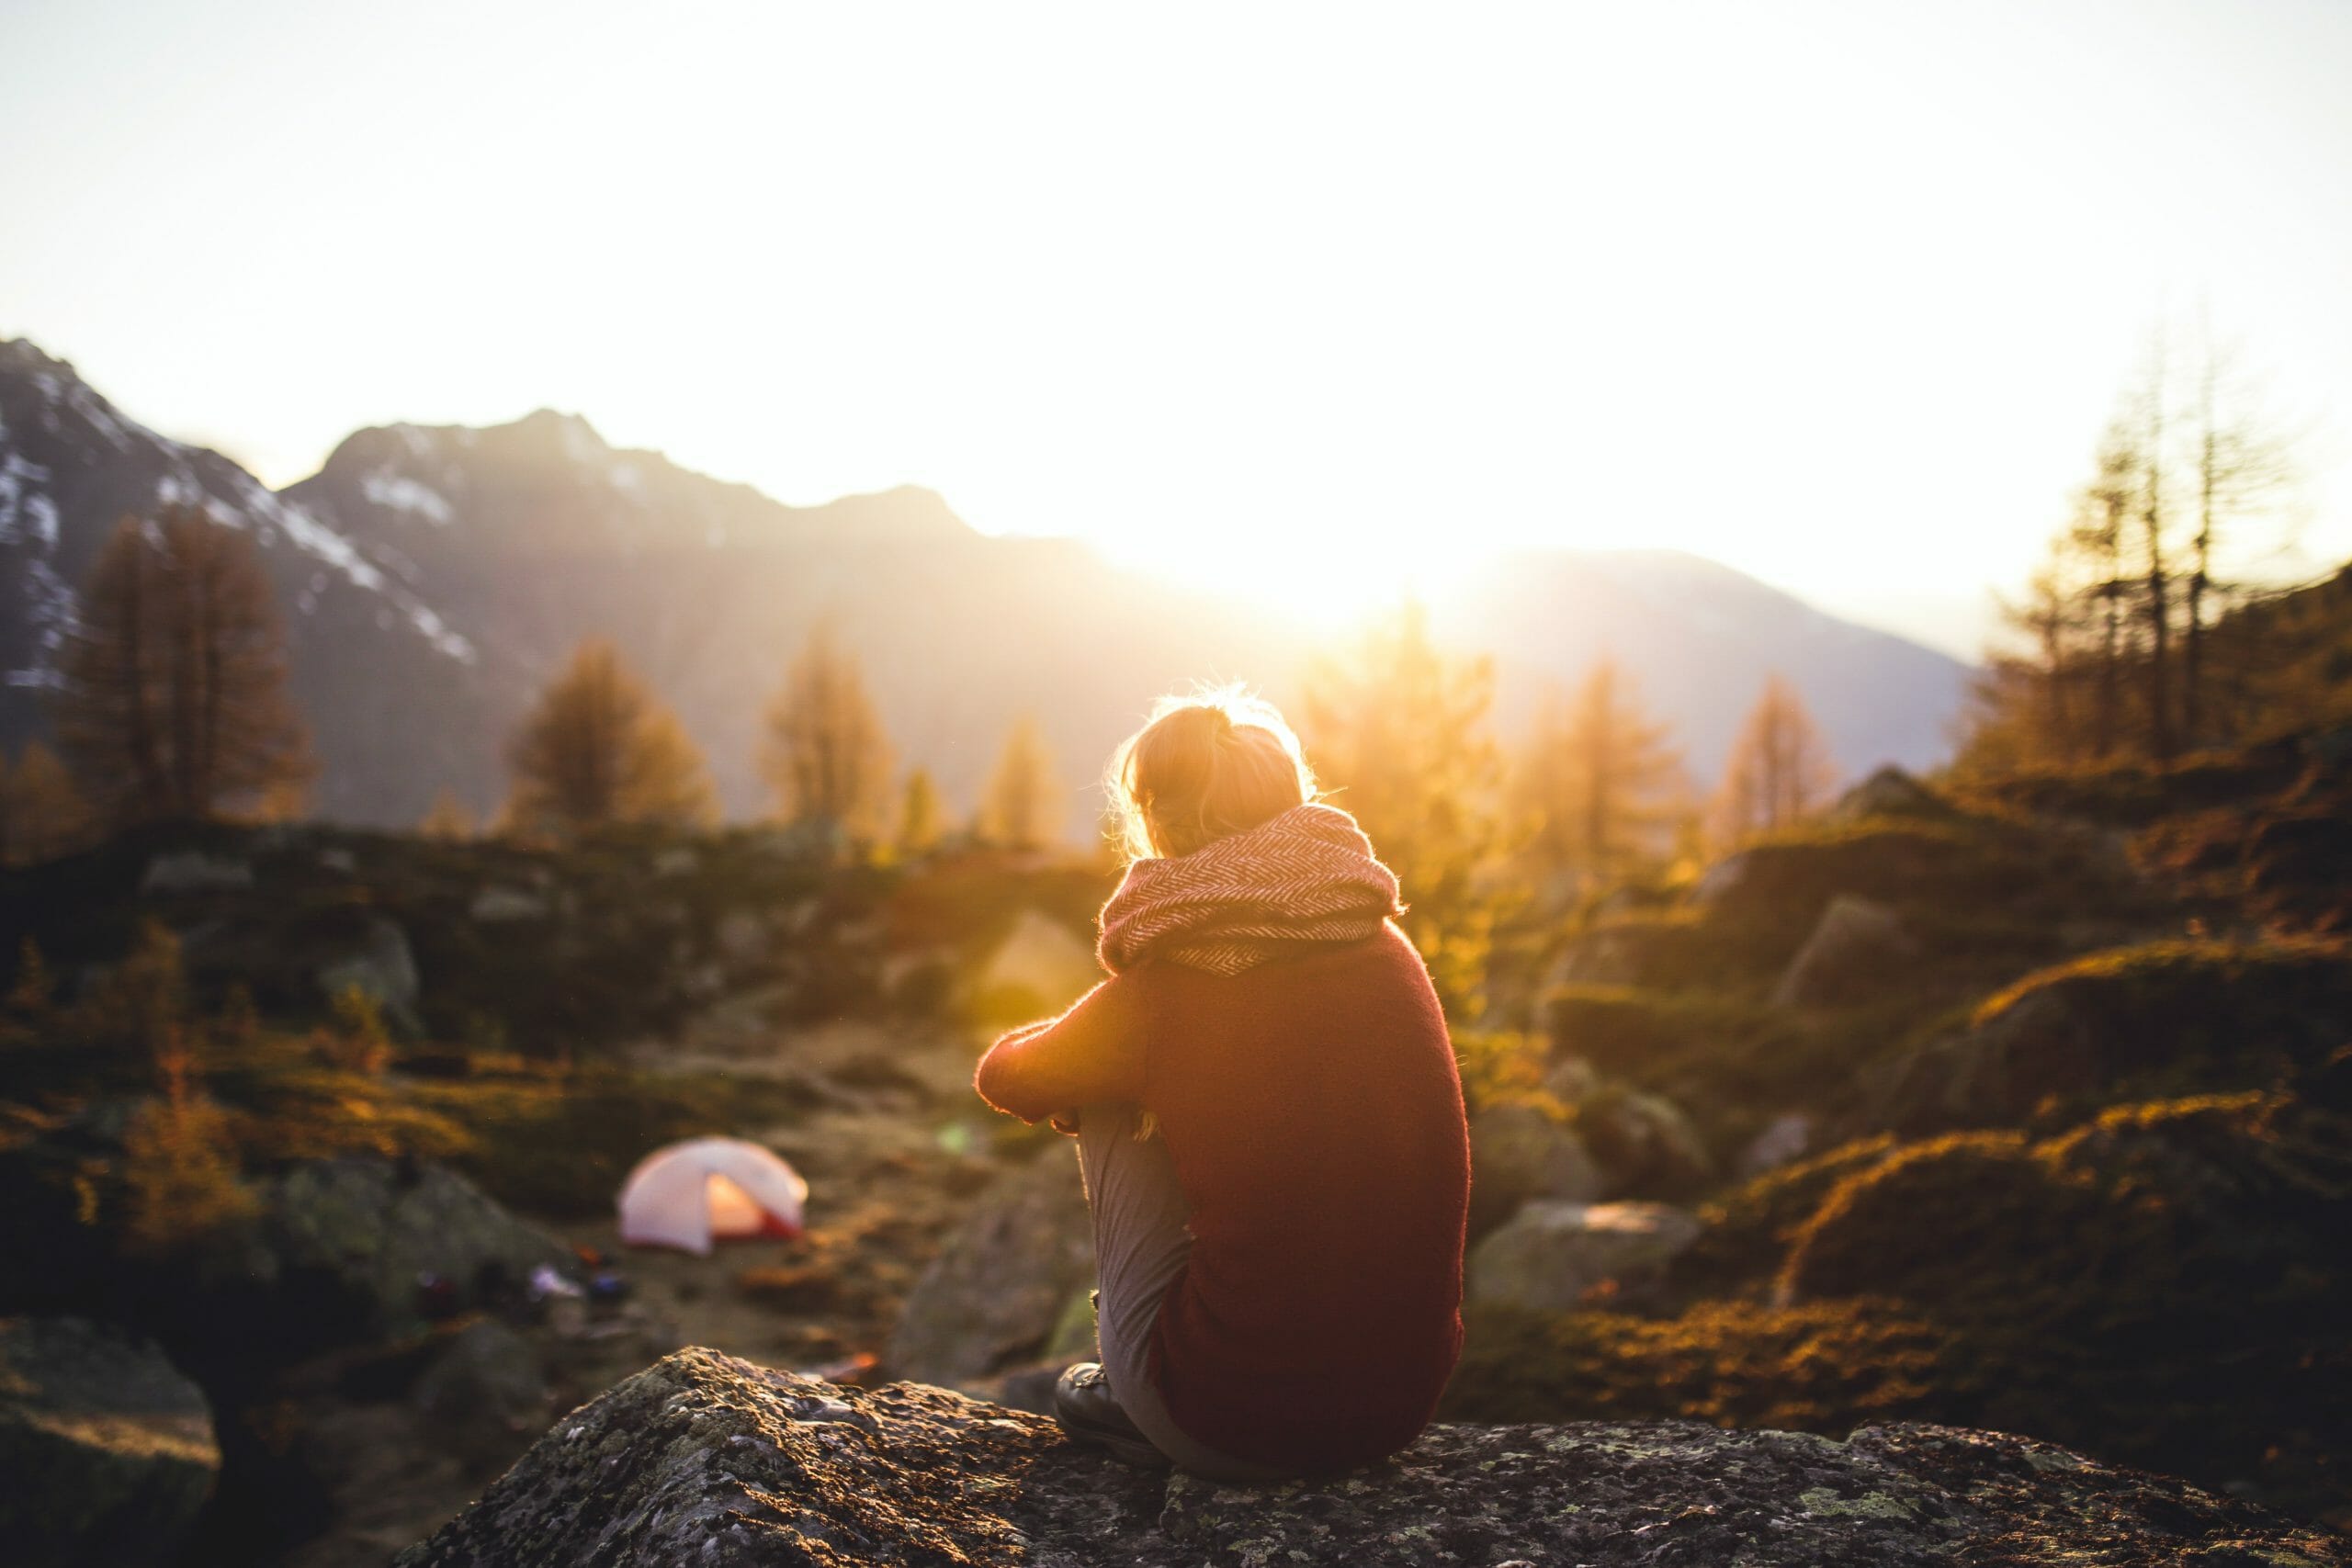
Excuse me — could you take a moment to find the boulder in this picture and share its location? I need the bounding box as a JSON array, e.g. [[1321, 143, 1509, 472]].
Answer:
[[0, 1316, 220, 1568], [1859, 989, 2096, 1135], [1736, 1111, 1815, 1179], [886, 1144, 1094, 1386], [262, 1158, 578, 1340], [139, 851, 254, 894], [314, 915, 421, 1016], [1466, 1102, 1601, 1235], [1691, 850, 1754, 907], [413, 1319, 552, 1465], [1771, 895, 1918, 1008], [468, 885, 550, 923], [715, 908, 769, 967], [394, 1349, 2350, 1567], [1579, 1086, 1716, 1200], [1831, 766, 1962, 823], [1542, 926, 1644, 987], [1465, 1199, 1702, 1313]]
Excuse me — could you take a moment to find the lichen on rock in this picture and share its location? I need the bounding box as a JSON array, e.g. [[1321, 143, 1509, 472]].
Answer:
[[395, 1348, 2352, 1567]]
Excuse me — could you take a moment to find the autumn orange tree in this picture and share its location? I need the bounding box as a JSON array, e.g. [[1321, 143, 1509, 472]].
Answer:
[[1514, 659, 1686, 889], [1302, 602, 1508, 1015], [896, 766, 944, 856], [0, 740, 90, 864], [978, 716, 1062, 850], [1713, 674, 1838, 843], [761, 623, 895, 842], [52, 505, 313, 828], [504, 639, 717, 837]]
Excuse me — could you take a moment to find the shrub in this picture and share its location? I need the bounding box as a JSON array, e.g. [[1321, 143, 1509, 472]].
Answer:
[[1777, 1130, 2093, 1313], [1973, 937, 2352, 1100], [314, 985, 391, 1075], [1441, 1299, 1957, 1433], [1451, 1029, 1558, 1115], [1668, 1134, 1899, 1299]]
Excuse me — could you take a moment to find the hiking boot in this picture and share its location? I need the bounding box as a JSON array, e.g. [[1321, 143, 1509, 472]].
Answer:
[[1052, 1362, 1170, 1470]]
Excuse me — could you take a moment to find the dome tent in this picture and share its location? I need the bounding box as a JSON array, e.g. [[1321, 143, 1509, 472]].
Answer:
[[617, 1137, 808, 1256]]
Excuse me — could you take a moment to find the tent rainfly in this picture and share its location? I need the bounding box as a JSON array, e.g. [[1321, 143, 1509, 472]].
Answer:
[[616, 1136, 808, 1256]]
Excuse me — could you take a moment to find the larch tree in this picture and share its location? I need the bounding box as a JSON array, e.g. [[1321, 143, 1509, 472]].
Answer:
[[418, 789, 477, 840], [1955, 325, 2302, 773], [761, 623, 895, 842], [896, 766, 944, 856], [52, 506, 313, 828], [1, 740, 90, 865], [2132, 336, 2178, 762], [1514, 659, 1686, 887], [1713, 674, 1838, 843], [978, 716, 1062, 851], [2182, 332, 2297, 746], [503, 639, 718, 838], [1301, 601, 1507, 1015]]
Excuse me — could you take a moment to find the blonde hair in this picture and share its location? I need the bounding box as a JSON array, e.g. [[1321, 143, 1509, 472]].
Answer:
[[1106, 684, 1319, 863]]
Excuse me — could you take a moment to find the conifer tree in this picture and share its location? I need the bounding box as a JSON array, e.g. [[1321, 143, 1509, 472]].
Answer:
[[52, 506, 313, 827], [1956, 329, 2301, 773], [118, 930, 251, 1251], [1713, 674, 1838, 843], [504, 639, 718, 837], [761, 623, 895, 841], [1515, 659, 1685, 886], [1302, 602, 1506, 1014], [418, 789, 477, 840], [0, 740, 90, 865], [978, 716, 1062, 851], [896, 766, 944, 856]]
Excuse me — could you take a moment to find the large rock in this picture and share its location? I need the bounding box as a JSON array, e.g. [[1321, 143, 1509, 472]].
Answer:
[[1860, 988, 2097, 1135], [1465, 1199, 1702, 1313], [468, 885, 550, 923], [0, 1316, 220, 1568], [1579, 1086, 1716, 1200], [1736, 1110, 1816, 1179], [394, 1348, 2352, 1567], [886, 1144, 1094, 1386], [261, 1158, 578, 1340], [139, 851, 254, 894], [413, 1319, 553, 1466], [1466, 1103, 1600, 1235], [314, 915, 421, 1015], [1831, 765, 1962, 823], [1771, 894, 1919, 1008]]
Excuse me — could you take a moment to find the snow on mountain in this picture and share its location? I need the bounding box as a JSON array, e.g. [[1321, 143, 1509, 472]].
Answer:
[[0, 339, 485, 817]]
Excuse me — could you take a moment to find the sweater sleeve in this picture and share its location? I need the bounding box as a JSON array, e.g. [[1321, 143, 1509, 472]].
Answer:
[[973, 973, 1148, 1125]]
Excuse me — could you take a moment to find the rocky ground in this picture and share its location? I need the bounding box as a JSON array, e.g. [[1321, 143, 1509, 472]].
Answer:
[[272, 1010, 1007, 1568], [394, 1347, 2352, 1568]]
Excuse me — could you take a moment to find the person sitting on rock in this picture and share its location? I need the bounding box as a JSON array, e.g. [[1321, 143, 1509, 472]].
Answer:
[[973, 686, 1472, 1479]]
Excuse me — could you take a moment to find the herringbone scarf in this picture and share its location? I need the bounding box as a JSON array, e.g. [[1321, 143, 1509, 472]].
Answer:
[[1097, 802, 1405, 976]]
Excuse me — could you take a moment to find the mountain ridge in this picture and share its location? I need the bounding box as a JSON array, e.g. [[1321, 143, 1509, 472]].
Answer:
[[1, 334, 1973, 825]]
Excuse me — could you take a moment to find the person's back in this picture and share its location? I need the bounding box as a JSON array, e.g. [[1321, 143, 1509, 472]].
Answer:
[[1142, 923, 1467, 1470], [972, 685, 1470, 1477]]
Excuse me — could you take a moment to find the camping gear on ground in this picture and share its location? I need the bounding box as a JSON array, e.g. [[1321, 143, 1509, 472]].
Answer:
[[616, 1136, 808, 1256]]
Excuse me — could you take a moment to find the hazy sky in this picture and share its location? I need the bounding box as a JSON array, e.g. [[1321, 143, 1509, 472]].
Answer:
[[5, 1, 2348, 656]]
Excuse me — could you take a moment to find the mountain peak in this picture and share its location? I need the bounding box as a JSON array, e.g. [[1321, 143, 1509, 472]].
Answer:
[[508, 407, 608, 462], [0, 336, 75, 380]]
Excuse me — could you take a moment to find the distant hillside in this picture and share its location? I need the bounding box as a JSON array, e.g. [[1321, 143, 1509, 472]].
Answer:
[[1433, 550, 1971, 781], [2, 336, 1973, 825]]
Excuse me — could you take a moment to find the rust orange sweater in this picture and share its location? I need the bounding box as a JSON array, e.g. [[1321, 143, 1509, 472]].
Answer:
[[972, 921, 1470, 1472]]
